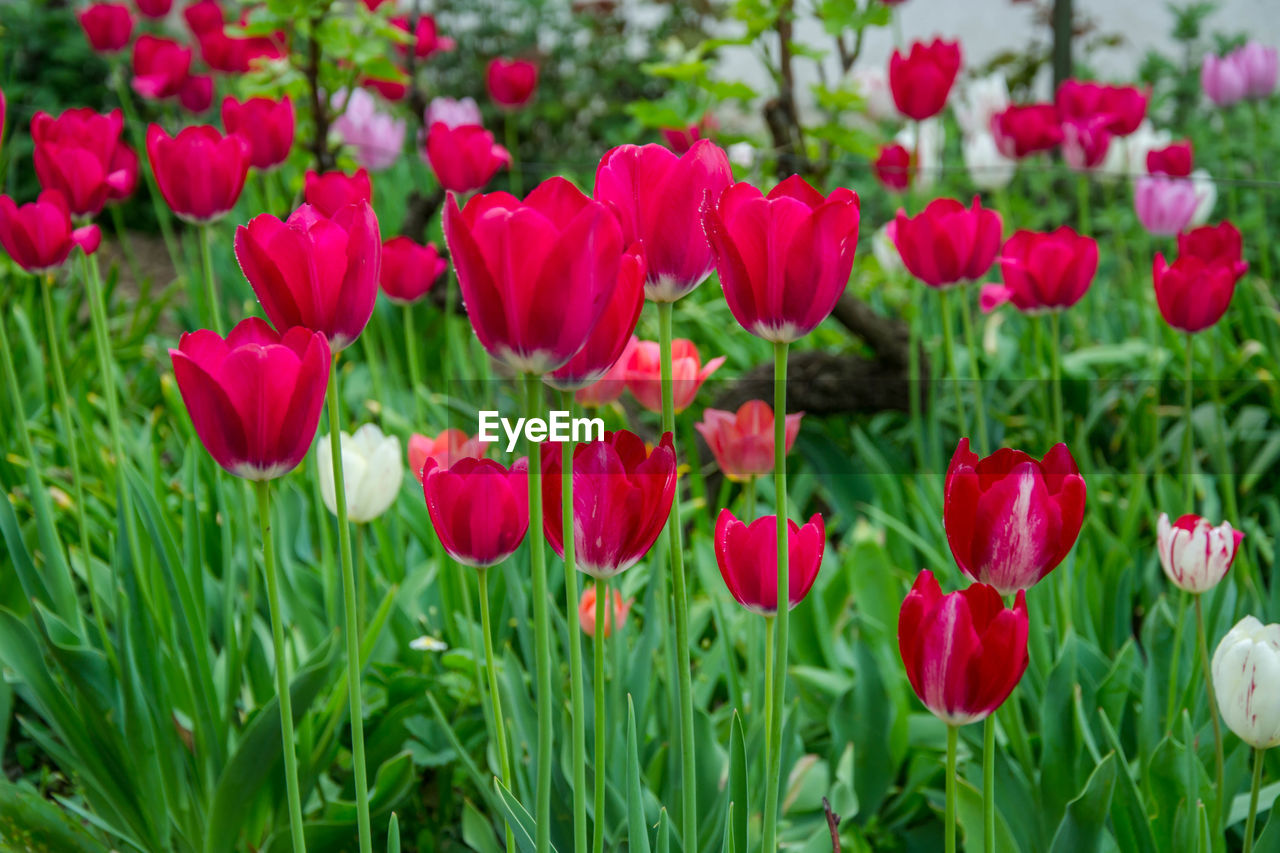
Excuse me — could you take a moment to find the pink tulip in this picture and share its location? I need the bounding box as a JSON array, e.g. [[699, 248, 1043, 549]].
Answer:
[[546, 243, 646, 391], [944, 438, 1087, 595], [705, 175, 860, 342], [486, 58, 539, 108], [78, 3, 134, 53], [0, 191, 101, 273], [443, 177, 623, 374], [425, 122, 511, 194], [1157, 513, 1244, 594], [425, 96, 482, 130], [541, 431, 677, 578], [408, 429, 487, 483], [893, 196, 1003, 288], [380, 236, 447, 304], [594, 140, 732, 302], [422, 457, 529, 568], [1133, 175, 1198, 236], [695, 401, 802, 482], [982, 226, 1098, 313], [574, 337, 637, 408], [1237, 42, 1279, 99], [332, 88, 406, 172], [1152, 252, 1245, 333], [889, 38, 962, 121], [169, 317, 331, 480], [898, 570, 1029, 725], [303, 168, 372, 218], [625, 338, 724, 414], [131, 34, 192, 100], [146, 124, 249, 223], [1202, 52, 1250, 107], [31, 107, 132, 218], [235, 201, 382, 350], [222, 96, 295, 171], [714, 509, 825, 614]]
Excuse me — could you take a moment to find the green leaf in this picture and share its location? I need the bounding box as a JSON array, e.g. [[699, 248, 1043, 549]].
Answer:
[[493, 779, 554, 853], [955, 776, 1022, 853], [0, 778, 110, 851], [627, 695, 652, 853], [1049, 754, 1118, 853], [387, 813, 400, 853]]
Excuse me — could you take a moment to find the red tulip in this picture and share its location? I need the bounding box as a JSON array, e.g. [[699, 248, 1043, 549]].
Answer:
[[892, 196, 1002, 288], [31, 107, 132, 218], [1147, 141, 1193, 177], [625, 338, 724, 414], [107, 142, 139, 202], [714, 509, 825, 614], [235, 201, 382, 350], [146, 124, 249, 223], [898, 570, 1029, 725], [135, 0, 172, 18], [574, 336, 637, 408], [78, 3, 133, 53], [379, 236, 447, 304], [659, 114, 717, 154], [198, 27, 282, 73], [944, 438, 1086, 595], [486, 58, 539, 108], [132, 35, 192, 100], [546, 243, 645, 391], [169, 316, 331, 480], [222, 96, 295, 171], [705, 175, 861, 342], [362, 72, 409, 102], [541, 430, 677, 578], [0, 191, 101, 273], [424, 122, 511, 194], [990, 104, 1063, 158], [1178, 221, 1245, 268], [1060, 116, 1112, 171], [178, 74, 214, 113], [422, 457, 529, 568], [696, 401, 802, 482], [580, 585, 631, 638], [1054, 79, 1147, 136], [183, 0, 223, 34], [303, 168, 372, 218], [888, 38, 962, 121], [1153, 253, 1246, 334], [443, 177, 623, 374], [874, 143, 912, 191], [594, 139, 733, 302], [982, 226, 1098, 313], [408, 429, 486, 483], [391, 14, 455, 60]]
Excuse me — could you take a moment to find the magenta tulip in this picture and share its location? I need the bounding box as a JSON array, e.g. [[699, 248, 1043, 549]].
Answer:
[[982, 226, 1098, 313], [132, 35, 192, 100], [222, 96, 295, 171], [546, 243, 645, 391], [303, 168, 372, 218], [424, 122, 511, 194], [31, 107, 132, 218], [990, 104, 1063, 158], [1178, 221, 1246, 268], [0, 191, 101, 273], [78, 3, 133, 53], [714, 509, 825, 614], [893, 196, 1003, 288], [486, 58, 539, 108], [422, 457, 529, 567], [1153, 253, 1246, 333], [379, 236, 447, 304], [888, 38, 962, 121], [147, 124, 250, 223]]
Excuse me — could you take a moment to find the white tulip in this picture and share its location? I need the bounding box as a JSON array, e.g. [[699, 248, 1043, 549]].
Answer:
[[317, 424, 404, 523], [1096, 135, 1129, 182], [961, 131, 1016, 191], [1123, 120, 1173, 179], [1189, 168, 1217, 226], [895, 118, 944, 191], [1213, 616, 1280, 749], [850, 68, 896, 122], [953, 71, 1010, 138], [871, 221, 904, 276], [1156, 512, 1242, 593]]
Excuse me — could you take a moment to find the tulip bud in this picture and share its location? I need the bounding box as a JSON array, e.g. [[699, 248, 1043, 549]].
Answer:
[[486, 58, 539, 109], [893, 196, 1002, 288], [580, 585, 631, 638], [714, 509, 825, 615], [1156, 513, 1243, 594], [1212, 616, 1280, 749], [888, 38, 961, 121], [317, 425, 403, 524], [422, 457, 529, 568]]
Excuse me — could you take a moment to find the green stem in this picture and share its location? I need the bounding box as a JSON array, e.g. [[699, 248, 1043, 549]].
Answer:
[[112, 74, 183, 272], [41, 276, 109, 658], [327, 359, 373, 853], [108, 204, 144, 296], [946, 725, 958, 853], [762, 340, 790, 852], [257, 480, 308, 853], [957, 286, 988, 453], [938, 289, 967, 443], [1049, 312, 1064, 440], [907, 304, 926, 465], [983, 715, 995, 853], [744, 475, 757, 522], [361, 324, 386, 409], [1183, 333, 1194, 508], [762, 614, 775, 767], [558, 391, 588, 853], [404, 303, 423, 424], [522, 373, 553, 853], [1195, 595, 1225, 831], [1075, 175, 1091, 237], [1244, 747, 1264, 853], [593, 577, 607, 853], [504, 115, 522, 196], [200, 224, 223, 334], [1248, 105, 1273, 285], [1165, 592, 1189, 732], [478, 568, 516, 853], [656, 301, 697, 848]]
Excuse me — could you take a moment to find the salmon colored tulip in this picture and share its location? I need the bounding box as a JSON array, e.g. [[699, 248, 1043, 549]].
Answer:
[[696, 401, 802, 482], [408, 429, 487, 483], [625, 338, 724, 414], [580, 585, 631, 638]]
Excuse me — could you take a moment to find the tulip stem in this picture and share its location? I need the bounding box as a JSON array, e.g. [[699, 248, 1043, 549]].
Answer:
[[593, 577, 607, 853], [983, 715, 995, 853], [478, 568, 516, 853], [1244, 747, 1264, 853], [199, 224, 223, 335], [763, 339, 791, 853], [1075, 175, 1091, 237], [256, 480, 308, 853], [1194, 594, 1225, 831], [1183, 333, 1195, 508], [404, 303, 424, 423], [111, 74, 183, 273], [762, 613, 775, 753], [1048, 312, 1064, 440], [1165, 591, 1189, 732], [522, 372, 553, 853], [327, 359, 374, 853], [40, 275, 111, 662], [957, 286, 988, 453], [907, 306, 927, 468], [938, 289, 968, 445], [558, 390, 588, 853], [744, 475, 757, 522], [656, 301, 697, 849], [946, 724, 958, 853]]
